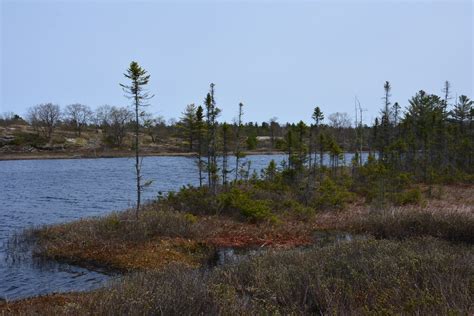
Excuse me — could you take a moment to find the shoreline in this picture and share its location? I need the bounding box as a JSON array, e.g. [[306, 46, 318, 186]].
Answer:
[[0, 150, 286, 161], [1, 184, 472, 312]]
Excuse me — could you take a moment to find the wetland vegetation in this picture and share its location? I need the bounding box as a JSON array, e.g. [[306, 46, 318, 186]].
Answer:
[[1, 63, 473, 314]]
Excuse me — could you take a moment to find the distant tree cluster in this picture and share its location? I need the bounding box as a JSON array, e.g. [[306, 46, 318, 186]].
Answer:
[[2, 71, 473, 214], [3, 79, 472, 190]]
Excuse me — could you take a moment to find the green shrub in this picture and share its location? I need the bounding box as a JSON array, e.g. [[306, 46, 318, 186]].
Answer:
[[260, 159, 278, 182], [184, 213, 198, 224], [312, 177, 352, 210], [11, 132, 48, 147], [218, 188, 275, 222], [246, 135, 257, 150], [165, 186, 219, 215], [281, 199, 316, 219], [393, 187, 423, 205], [275, 138, 286, 150], [67, 238, 473, 315], [356, 161, 423, 207]]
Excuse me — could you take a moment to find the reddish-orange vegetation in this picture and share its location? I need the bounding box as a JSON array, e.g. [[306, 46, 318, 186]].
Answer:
[[40, 237, 211, 272], [33, 184, 473, 273], [110, 238, 210, 270], [2, 184, 471, 313], [0, 293, 88, 315], [204, 218, 314, 248]]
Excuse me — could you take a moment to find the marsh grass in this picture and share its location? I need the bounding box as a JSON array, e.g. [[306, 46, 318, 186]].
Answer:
[[6, 204, 217, 272], [7, 200, 316, 272], [352, 207, 474, 244], [5, 184, 473, 315], [28, 238, 473, 315]]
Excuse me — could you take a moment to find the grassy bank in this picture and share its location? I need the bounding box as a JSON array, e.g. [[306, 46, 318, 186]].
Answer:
[[3, 182, 473, 315], [0, 121, 284, 161], [12, 204, 316, 273], [3, 238, 473, 315]]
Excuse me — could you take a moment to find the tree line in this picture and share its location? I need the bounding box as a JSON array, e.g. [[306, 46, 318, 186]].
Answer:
[[2, 104, 358, 149], [1, 62, 472, 213], [3, 80, 472, 183]]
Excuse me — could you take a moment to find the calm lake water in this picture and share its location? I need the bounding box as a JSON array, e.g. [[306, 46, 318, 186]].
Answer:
[[0, 153, 366, 300]]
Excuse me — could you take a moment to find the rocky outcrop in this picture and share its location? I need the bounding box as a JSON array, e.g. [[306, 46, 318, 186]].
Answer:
[[0, 135, 15, 146]]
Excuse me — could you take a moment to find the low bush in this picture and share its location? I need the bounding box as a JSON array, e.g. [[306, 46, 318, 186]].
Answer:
[[164, 186, 220, 215], [165, 184, 281, 222], [84, 265, 218, 315], [393, 187, 423, 205], [312, 177, 353, 210], [13, 206, 208, 260], [355, 160, 423, 207], [352, 209, 474, 244], [63, 238, 473, 315], [281, 199, 316, 219], [10, 132, 48, 147], [218, 188, 276, 222]]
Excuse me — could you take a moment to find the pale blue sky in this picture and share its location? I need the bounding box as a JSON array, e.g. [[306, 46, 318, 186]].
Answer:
[[1, 0, 472, 124]]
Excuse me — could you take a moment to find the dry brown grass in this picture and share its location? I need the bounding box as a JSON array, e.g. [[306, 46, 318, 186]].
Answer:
[[39, 237, 210, 272], [204, 216, 314, 248], [15, 184, 472, 273], [16, 202, 317, 272], [4, 184, 472, 315], [420, 184, 474, 211], [24, 214, 317, 272], [19, 206, 214, 272], [314, 184, 474, 230], [4, 238, 472, 315]]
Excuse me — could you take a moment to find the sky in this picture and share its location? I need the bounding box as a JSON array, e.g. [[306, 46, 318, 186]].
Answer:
[[1, 0, 473, 125]]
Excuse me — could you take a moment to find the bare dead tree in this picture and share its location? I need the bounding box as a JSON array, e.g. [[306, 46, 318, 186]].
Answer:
[[27, 103, 61, 140], [64, 103, 93, 136], [234, 102, 244, 181]]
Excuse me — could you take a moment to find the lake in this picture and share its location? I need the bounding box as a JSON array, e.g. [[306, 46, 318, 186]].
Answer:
[[0, 153, 366, 300]]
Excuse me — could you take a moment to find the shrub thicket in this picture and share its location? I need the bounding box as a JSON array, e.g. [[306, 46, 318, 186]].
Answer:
[[63, 238, 473, 315], [352, 209, 474, 244]]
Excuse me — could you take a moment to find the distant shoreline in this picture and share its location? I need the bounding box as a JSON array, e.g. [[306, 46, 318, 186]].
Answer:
[[0, 150, 286, 161]]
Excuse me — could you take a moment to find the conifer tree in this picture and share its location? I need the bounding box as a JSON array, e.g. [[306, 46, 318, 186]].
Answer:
[[179, 104, 198, 152], [120, 61, 153, 218], [452, 95, 473, 133], [380, 81, 392, 159], [204, 83, 220, 193], [312, 106, 324, 169]]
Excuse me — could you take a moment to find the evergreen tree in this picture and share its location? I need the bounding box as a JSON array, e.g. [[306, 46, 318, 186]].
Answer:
[[179, 104, 198, 152], [311, 106, 324, 170], [120, 61, 153, 218], [451, 95, 473, 132], [403, 90, 446, 181], [204, 83, 220, 194], [450, 95, 473, 170], [379, 81, 392, 159]]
